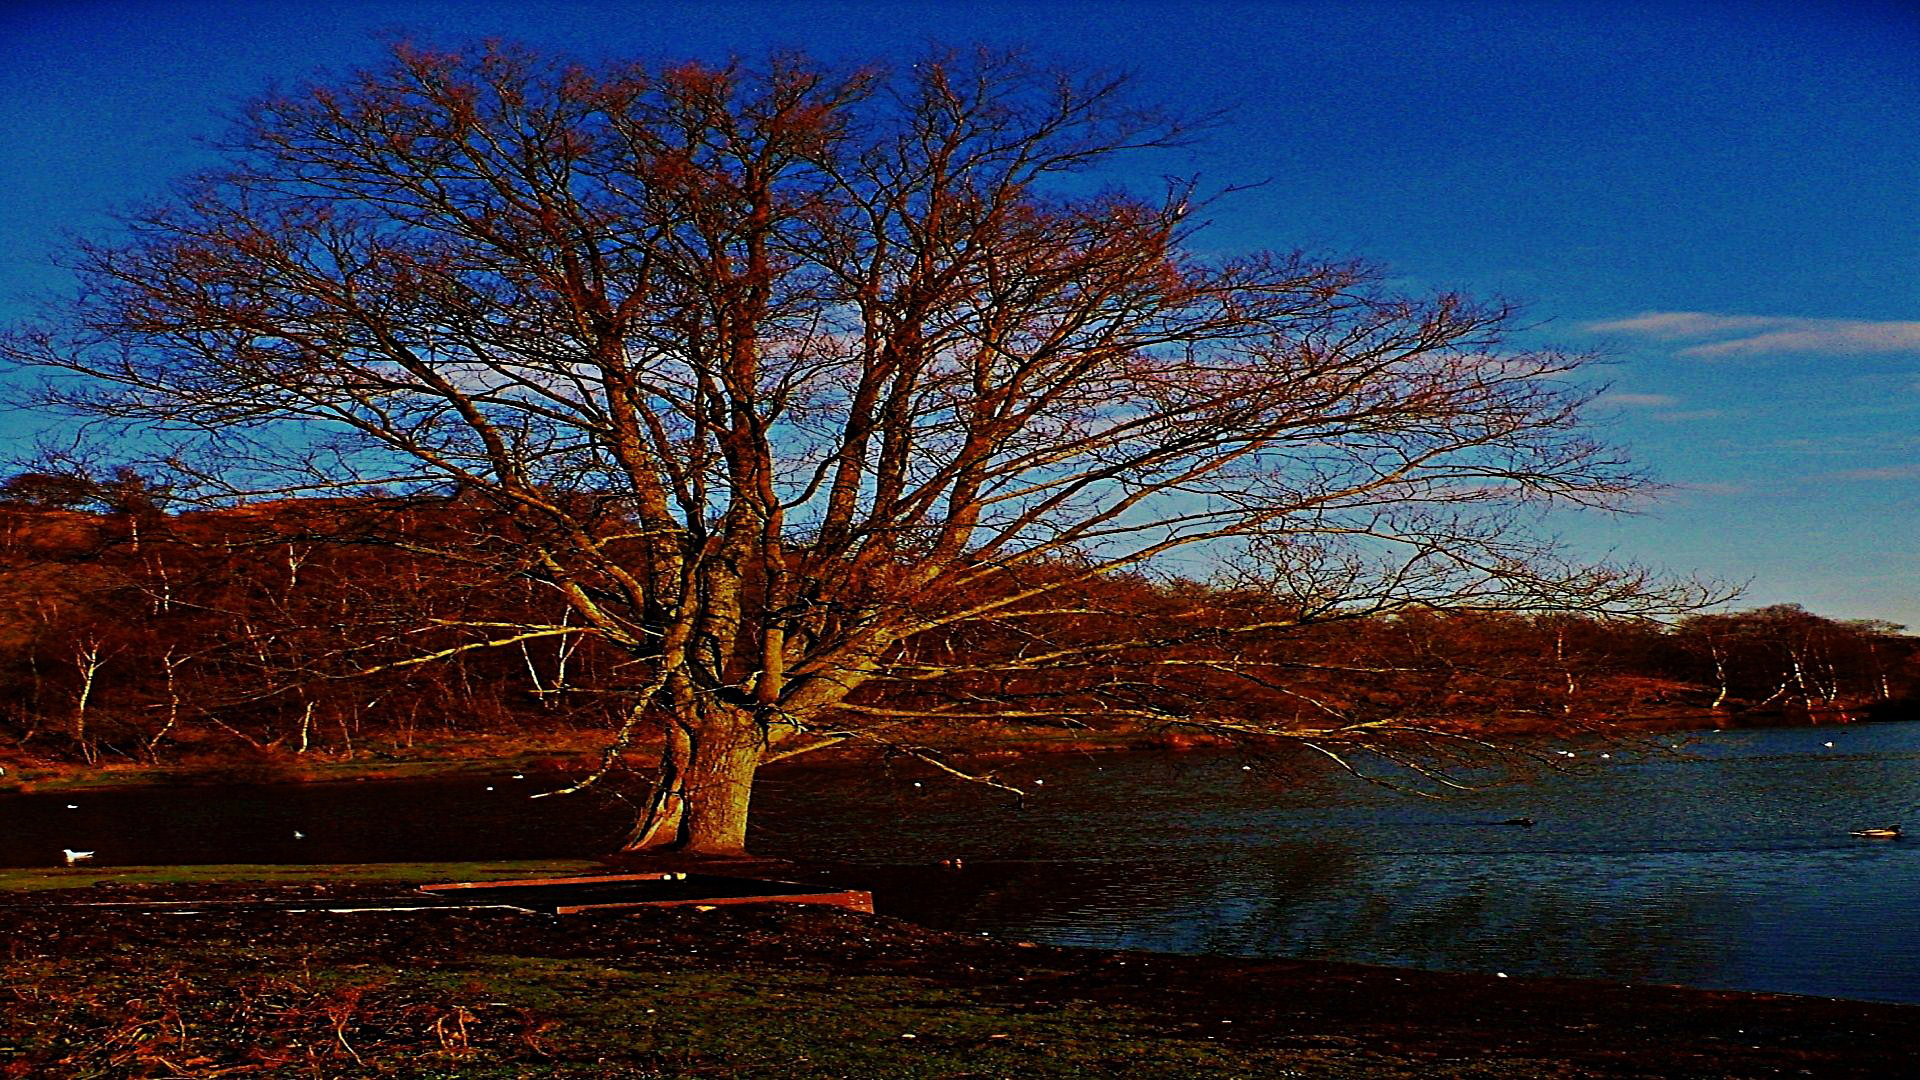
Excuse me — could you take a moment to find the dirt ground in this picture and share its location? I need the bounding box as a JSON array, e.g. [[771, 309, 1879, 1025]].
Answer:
[[5, 876, 1919, 1078]]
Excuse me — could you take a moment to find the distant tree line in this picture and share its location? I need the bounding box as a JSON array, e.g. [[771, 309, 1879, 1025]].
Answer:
[[2, 480, 1911, 769]]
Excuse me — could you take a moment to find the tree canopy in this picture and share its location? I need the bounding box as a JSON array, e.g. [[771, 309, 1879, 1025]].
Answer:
[[1, 42, 1714, 854]]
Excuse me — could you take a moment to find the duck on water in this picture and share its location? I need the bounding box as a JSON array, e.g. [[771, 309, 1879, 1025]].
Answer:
[[1850, 824, 1901, 839]]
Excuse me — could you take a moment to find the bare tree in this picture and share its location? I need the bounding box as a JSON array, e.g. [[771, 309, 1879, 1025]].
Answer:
[[68, 636, 111, 765], [1, 42, 1708, 854]]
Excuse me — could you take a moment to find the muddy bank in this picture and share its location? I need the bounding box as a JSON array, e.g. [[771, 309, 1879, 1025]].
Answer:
[[4, 880, 1918, 1077], [3, 702, 1886, 795]]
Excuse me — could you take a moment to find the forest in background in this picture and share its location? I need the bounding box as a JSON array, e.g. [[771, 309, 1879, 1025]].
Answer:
[[2, 480, 1912, 773]]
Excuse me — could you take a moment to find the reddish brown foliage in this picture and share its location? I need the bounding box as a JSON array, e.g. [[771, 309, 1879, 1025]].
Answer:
[[2, 497, 1910, 770]]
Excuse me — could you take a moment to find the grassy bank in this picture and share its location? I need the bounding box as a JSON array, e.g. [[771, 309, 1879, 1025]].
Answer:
[[0, 732, 611, 793], [0, 705, 1806, 795], [4, 872, 1920, 1078], [0, 860, 605, 893], [0, 726, 1221, 794]]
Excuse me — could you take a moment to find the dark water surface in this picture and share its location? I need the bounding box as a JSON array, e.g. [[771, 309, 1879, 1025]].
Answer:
[[6, 723, 1920, 1003]]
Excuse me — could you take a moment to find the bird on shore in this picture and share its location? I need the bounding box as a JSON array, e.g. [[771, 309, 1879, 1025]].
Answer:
[[62, 849, 94, 865]]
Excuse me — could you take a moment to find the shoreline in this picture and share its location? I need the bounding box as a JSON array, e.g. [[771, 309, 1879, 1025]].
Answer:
[[9, 853, 1917, 1009], [4, 879, 1917, 1077], [0, 706, 1883, 794]]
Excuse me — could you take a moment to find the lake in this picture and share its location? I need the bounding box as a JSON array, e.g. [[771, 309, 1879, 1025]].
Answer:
[[6, 722, 1919, 1003]]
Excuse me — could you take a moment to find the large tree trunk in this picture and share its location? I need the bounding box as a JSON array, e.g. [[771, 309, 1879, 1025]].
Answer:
[[622, 707, 765, 856]]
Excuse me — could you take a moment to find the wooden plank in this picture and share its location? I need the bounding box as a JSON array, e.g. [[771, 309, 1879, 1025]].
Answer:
[[552, 889, 875, 915], [419, 872, 678, 891]]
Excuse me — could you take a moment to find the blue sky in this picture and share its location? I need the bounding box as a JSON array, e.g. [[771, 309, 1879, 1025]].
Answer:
[[2, 0, 1916, 625]]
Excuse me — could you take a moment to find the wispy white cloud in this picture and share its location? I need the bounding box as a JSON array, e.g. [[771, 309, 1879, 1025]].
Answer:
[[1587, 312, 1920, 357], [1613, 478, 1749, 510], [1688, 324, 1920, 357], [1721, 433, 1920, 458], [1830, 464, 1920, 482], [1589, 312, 1783, 339], [1596, 391, 1679, 407], [1670, 481, 1747, 496]]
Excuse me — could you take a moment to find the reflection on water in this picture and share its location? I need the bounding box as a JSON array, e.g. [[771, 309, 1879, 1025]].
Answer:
[[5, 723, 1920, 1002], [758, 722, 1920, 1002]]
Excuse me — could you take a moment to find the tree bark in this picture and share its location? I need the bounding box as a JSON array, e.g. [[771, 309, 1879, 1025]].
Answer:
[[623, 707, 765, 856]]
